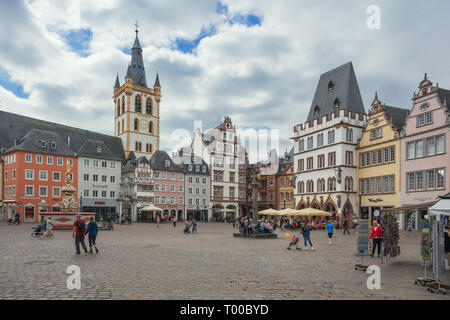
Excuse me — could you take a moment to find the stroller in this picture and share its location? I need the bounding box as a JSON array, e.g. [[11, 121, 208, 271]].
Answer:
[[183, 222, 191, 234], [287, 235, 301, 250], [31, 224, 44, 237]]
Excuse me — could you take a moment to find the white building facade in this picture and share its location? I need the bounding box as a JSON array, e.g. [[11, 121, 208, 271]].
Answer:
[[78, 156, 122, 219], [292, 62, 368, 226]]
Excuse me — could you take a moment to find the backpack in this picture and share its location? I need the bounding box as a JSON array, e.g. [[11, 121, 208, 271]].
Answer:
[[77, 220, 86, 233]]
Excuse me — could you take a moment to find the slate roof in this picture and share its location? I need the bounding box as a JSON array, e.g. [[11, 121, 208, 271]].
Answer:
[[149, 150, 184, 172], [0, 110, 125, 162], [154, 73, 160, 87], [383, 105, 410, 132], [4, 128, 76, 157], [307, 62, 366, 121], [181, 156, 210, 176], [122, 156, 150, 174], [114, 74, 120, 88], [125, 34, 147, 87], [77, 139, 123, 161]]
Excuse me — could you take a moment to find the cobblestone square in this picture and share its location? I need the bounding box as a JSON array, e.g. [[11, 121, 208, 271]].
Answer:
[[0, 222, 449, 300]]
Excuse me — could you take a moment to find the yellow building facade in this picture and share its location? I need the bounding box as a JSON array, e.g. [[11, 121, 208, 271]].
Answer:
[[356, 93, 409, 221]]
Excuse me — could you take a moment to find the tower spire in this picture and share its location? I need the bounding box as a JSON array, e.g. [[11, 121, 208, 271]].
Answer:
[[154, 72, 160, 88], [114, 73, 120, 88]]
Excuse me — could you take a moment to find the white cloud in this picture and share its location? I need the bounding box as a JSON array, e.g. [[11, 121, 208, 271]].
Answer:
[[0, 0, 449, 162]]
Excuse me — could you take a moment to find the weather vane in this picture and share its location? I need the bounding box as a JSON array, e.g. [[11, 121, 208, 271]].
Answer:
[[135, 20, 139, 35]]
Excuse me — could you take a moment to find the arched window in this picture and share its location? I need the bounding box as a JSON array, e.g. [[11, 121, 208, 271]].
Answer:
[[298, 139, 304, 152], [298, 181, 305, 194], [290, 192, 293, 201], [346, 128, 353, 142], [146, 99, 152, 115], [118, 122, 120, 134], [134, 118, 139, 131], [328, 130, 335, 144], [285, 178, 289, 187], [281, 179, 285, 187], [149, 121, 153, 134], [281, 193, 284, 201], [135, 95, 142, 113], [121, 119, 124, 133], [117, 101, 120, 117], [121, 97, 125, 114], [328, 178, 336, 192]]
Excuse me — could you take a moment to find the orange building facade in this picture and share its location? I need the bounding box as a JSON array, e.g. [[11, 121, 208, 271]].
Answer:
[[2, 150, 77, 223]]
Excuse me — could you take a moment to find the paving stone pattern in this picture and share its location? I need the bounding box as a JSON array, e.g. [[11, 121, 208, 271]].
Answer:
[[0, 223, 449, 300]]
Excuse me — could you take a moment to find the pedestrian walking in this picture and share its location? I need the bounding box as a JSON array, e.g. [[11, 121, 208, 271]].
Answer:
[[326, 220, 334, 245], [86, 217, 99, 254], [192, 219, 198, 234], [15, 212, 20, 225], [73, 214, 88, 255], [173, 216, 176, 227], [301, 223, 314, 250], [343, 218, 350, 235], [370, 220, 383, 258], [156, 215, 160, 228]]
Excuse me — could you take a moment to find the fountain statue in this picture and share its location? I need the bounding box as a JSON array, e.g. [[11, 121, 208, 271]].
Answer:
[[60, 161, 78, 212]]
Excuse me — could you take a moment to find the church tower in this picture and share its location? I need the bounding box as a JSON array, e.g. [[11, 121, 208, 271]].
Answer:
[[113, 25, 161, 159]]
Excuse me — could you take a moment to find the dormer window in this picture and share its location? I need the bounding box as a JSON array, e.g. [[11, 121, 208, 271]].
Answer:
[[313, 105, 320, 115], [420, 103, 429, 111], [422, 88, 428, 96], [96, 147, 102, 153], [328, 81, 335, 91], [165, 160, 170, 167], [40, 140, 46, 148], [50, 142, 56, 150], [333, 98, 341, 108], [188, 164, 192, 171]]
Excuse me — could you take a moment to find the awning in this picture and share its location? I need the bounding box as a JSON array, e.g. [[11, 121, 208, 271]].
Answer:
[[381, 201, 439, 214], [295, 208, 333, 217], [139, 205, 163, 212], [258, 208, 279, 215], [429, 198, 450, 217]]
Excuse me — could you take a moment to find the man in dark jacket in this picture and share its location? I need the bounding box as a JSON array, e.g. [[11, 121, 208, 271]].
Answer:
[[343, 219, 350, 235]]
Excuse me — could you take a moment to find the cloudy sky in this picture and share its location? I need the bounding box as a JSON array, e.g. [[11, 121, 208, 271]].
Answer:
[[0, 0, 449, 162]]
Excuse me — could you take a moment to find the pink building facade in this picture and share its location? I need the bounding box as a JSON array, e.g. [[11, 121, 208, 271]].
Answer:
[[150, 150, 185, 221], [400, 75, 450, 229]]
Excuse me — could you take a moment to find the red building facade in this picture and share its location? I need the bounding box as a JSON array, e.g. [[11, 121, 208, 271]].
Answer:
[[2, 129, 78, 222]]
